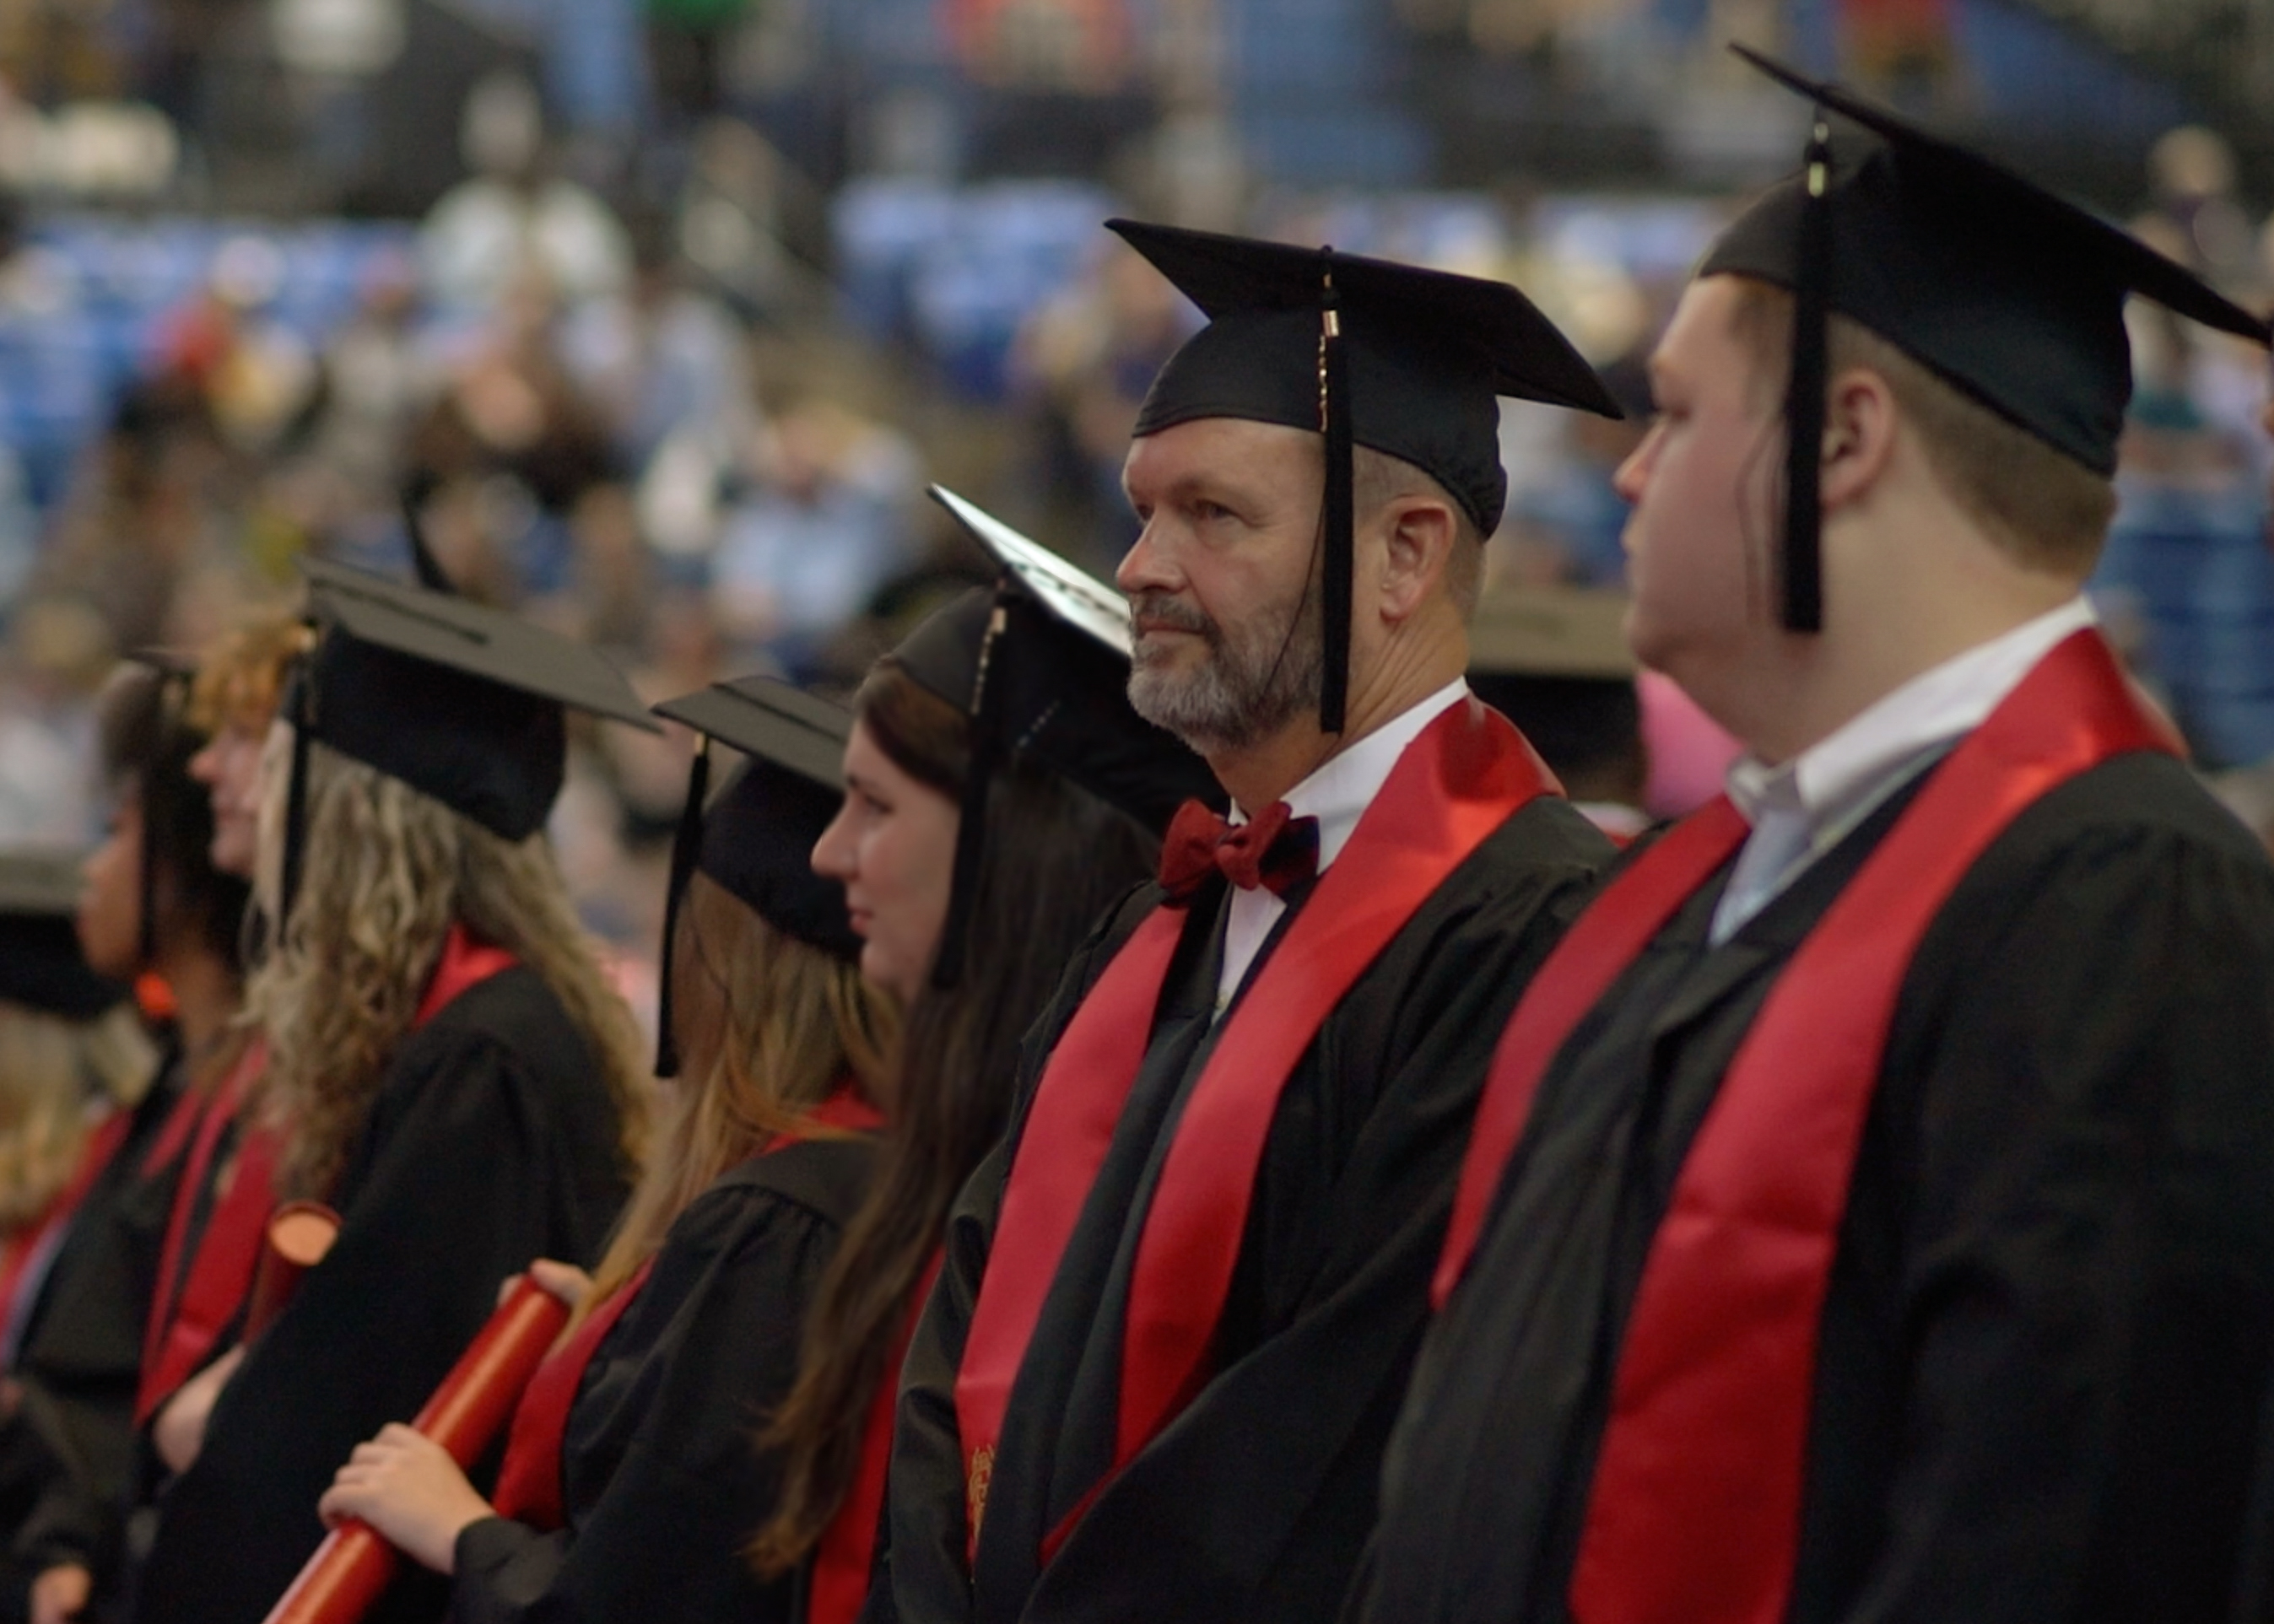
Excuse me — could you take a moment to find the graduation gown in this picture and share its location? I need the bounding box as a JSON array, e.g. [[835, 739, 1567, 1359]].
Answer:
[[0, 1060, 187, 1616], [128, 968, 631, 1624], [1359, 752, 2274, 1624], [449, 1133, 879, 1624], [870, 795, 1611, 1624]]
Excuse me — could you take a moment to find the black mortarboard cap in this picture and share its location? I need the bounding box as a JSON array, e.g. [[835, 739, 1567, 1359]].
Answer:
[[1705, 45, 2273, 632], [1111, 219, 1623, 732], [278, 558, 657, 927], [909, 487, 1223, 987], [648, 676, 861, 1076], [294, 558, 656, 839], [0, 851, 128, 1020]]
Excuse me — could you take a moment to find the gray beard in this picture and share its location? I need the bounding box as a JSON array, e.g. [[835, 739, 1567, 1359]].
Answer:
[[1126, 584, 1323, 755]]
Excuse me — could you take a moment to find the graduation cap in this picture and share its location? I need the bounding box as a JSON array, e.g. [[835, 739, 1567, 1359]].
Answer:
[[911, 485, 1223, 987], [1109, 219, 1623, 734], [1704, 45, 2274, 632], [0, 851, 128, 1020], [1466, 587, 1641, 792], [647, 676, 860, 1077], [280, 558, 657, 923]]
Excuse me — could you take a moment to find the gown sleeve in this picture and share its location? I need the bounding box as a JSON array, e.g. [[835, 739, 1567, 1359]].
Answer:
[[450, 1182, 845, 1624], [1838, 819, 2274, 1622]]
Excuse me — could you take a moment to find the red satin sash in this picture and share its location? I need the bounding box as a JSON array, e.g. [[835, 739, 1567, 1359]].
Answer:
[[956, 699, 1560, 1563], [489, 1088, 887, 1535], [1433, 629, 2174, 1624], [135, 928, 516, 1429], [137, 1039, 272, 1425]]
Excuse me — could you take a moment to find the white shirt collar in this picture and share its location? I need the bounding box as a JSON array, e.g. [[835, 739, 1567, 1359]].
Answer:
[[1235, 677, 1471, 871], [1724, 596, 2099, 841]]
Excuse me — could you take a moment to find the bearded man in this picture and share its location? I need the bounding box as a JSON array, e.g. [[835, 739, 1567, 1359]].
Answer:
[[859, 224, 1621, 1624]]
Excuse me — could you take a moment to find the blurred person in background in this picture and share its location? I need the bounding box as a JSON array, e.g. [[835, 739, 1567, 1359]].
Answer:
[[420, 73, 633, 316], [12, 664, 249, 1624], [1011, 242, 1192, 575], [710, 399, 921, 677], [128, 568, 652, 1624]]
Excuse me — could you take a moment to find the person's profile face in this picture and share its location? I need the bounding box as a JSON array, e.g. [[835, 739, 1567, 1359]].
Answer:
[[1115, 417, 1326, 755], [250, 719, 294, 920], [810, 719, 959, 1006], [188, 715, 268, 881], [78, 794, 144, 980], [1613, 276, 1784, 682]]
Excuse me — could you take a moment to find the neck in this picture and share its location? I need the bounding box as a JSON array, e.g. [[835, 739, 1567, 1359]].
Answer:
[[157, 947, 242, 1072], [1207, 623, 1466, 810], [1687, 558, 2079, 767]]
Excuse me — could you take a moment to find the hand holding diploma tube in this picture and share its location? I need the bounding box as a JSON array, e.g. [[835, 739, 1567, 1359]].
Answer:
[[266, 1272, 573, 1624]]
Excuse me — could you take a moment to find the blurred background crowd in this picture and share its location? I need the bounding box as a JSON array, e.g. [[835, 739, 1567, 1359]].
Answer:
[[0, 0, 2267, 1019]]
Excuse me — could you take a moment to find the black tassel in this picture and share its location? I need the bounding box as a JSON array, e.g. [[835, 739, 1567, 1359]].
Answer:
[[1780, 114, 1834, 634], [654, 736, 712, 1078], [278, 669, 315, 939], [1319, 252, 1353, 735], [930, 594, 1010, 991], [138, 669, 190, 971]]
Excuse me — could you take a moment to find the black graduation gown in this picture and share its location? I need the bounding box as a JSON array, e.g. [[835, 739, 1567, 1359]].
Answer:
[[0, 1059, 186, 1616], [448, 1133, 879, 1624], [128, 968, 632, 1624], [869, 795, 1612, 1624], [1358, 752, 2274, 1624]]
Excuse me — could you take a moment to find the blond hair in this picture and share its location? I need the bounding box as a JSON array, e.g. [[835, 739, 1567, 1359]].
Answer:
[[248, 742, 651, 1199], [0, 1004, 153, 1230], [1726, 278, 2117, 575], [580, 872, 897, 1319], [189, 610, 312, 736]]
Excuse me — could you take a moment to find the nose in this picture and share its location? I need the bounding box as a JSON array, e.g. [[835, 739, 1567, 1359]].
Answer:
[[1612, 423, 1661, 505], [811, 799, 856, 880], [1115, 518, 1180, 599]]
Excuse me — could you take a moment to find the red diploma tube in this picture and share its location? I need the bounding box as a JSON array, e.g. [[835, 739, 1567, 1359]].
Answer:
[[262, 1275, 571, 1624]]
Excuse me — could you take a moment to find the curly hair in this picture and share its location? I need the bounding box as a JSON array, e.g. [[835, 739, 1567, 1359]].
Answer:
[[248, 741, 651, 1200]]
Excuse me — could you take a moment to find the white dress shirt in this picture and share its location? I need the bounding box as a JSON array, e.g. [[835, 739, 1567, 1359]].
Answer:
[[1215, 678, 1471, 1013], [1710, 596, 2101, 945]]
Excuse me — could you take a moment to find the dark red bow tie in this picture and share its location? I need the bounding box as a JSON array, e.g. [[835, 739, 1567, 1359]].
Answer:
[[1159, 798, 1321, 904]]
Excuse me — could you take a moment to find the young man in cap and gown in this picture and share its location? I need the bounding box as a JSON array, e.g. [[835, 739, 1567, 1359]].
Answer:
[[865, 224, 1622, 1624], [1358, 49, 2274, 1624]]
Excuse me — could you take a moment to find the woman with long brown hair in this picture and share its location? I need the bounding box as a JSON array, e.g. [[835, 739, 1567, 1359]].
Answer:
[[316, 676, 900, 1622], [756, 494, 1219, 1620], [128, 562, 656, 1624]]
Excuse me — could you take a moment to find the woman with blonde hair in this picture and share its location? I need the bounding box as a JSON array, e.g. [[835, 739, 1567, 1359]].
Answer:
[[321, 675, 899, 1623], [129, 562, 656, 1624]]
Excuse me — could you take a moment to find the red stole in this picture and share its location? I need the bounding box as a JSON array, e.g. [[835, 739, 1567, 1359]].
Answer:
[[1433, 629, 2175, 1624], [956, 699, 1560, 1561], [134, 925, 516, 1428], [490, 1088, 887, 1535]]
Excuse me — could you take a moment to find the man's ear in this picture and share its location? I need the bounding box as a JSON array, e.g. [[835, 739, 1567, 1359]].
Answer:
[[1819, 364, 1899, 515], [1376, 495, 1460, 623]]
